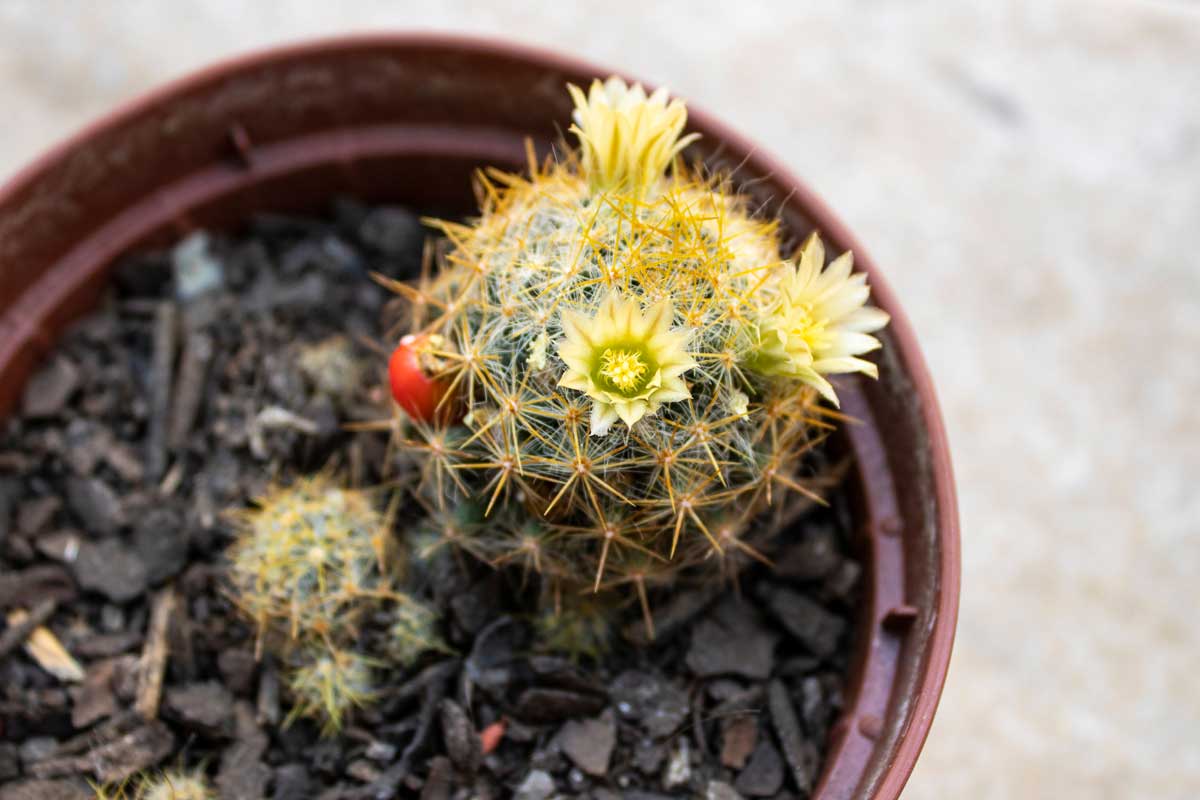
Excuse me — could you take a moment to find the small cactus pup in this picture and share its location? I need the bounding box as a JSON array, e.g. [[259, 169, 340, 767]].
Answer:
[[135, 770, 214, 800], [92, 769, 214, 800], [384, 76, 890, 640], [385, 594, 452, 667], [225, 474, 448, 732], [285, 646, 378, 736], [226, 474, 394, 648]]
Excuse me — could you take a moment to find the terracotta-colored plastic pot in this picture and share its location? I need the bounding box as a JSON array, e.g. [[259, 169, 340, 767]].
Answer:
[[0, 34, 958, 798]]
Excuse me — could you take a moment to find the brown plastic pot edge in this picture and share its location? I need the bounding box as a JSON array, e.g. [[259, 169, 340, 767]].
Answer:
[[0, 33, 959, 800]]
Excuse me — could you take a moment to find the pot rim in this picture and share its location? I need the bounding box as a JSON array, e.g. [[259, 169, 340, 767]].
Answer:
[[0, 32, 959, 799]]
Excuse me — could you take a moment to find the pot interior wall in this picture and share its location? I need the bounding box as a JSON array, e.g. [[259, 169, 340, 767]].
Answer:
[[0, 37, 956, 800]]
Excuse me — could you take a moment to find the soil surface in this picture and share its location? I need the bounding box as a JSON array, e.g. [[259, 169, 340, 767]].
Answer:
[[0, 200, 861, 800]]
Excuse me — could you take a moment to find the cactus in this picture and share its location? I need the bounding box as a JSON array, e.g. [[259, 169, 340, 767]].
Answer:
[[284, 646, 377, 735], [227, 475, 445, 733], [92, 769, 213, 800], [227, 475, 395, 646], [137, 772, 213, 800], [385, 596, 452, 667], [384, 78, 889, 627], [226, 475, 454, 732]]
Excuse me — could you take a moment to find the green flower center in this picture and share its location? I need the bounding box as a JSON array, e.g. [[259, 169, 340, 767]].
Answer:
[[599, 347, 648, 392]]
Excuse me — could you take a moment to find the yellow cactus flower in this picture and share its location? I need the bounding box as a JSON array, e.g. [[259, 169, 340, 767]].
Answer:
[[568, 76, 699, 196], [748, 233, 890, 405], [558, 294, 698, 435]]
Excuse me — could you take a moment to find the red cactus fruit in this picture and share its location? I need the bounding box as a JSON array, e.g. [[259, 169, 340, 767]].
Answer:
[[388, 335, 451, 423]]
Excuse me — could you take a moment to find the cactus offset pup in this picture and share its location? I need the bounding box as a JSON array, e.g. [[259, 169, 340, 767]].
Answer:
[[226, 476, 447, 731]]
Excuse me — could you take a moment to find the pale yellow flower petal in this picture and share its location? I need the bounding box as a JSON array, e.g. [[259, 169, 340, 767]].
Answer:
[[818, 251, 854, 287], [636, 300, 672, 340], [613, 399, 649, 427], [823, 331, 883, 357], [560, 308, 598, 349], [660, 359, 697, 379], [841, 306, 891, 333], [559, 353, 592, 375], [812, 357, 879, 380], [590, 403, 620, 436], [652, 384, 691, 404], [794, 232, 824, 287], [818, 283, 871, 320], [558, 371, 592, 392], [795, 367, 839, 406]]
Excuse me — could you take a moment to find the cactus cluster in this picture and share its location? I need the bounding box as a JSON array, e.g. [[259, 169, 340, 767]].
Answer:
[[227, 476, 393, 644], [384, 78, 889, 624], [226, 475, 446, 731], [220, 76, 887, 704]]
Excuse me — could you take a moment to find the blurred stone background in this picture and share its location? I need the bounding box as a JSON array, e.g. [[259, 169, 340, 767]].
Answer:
[[2, 1, 1197, 797]]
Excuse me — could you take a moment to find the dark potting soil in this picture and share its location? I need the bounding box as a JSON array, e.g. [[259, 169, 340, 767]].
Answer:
[[0, 199, 862, 800]]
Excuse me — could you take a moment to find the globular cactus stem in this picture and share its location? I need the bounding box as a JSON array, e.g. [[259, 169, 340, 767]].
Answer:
[[285, 646, 377, 736], [386, 595, 452, 667], [93, 769, 214, 800], [385, 76, 890, 632], [226, 475, 395, 650], [226, 475, 450, 732]]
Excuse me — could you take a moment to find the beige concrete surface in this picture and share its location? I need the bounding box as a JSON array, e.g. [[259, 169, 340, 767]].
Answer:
[[2, 1, 1198, 797]]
